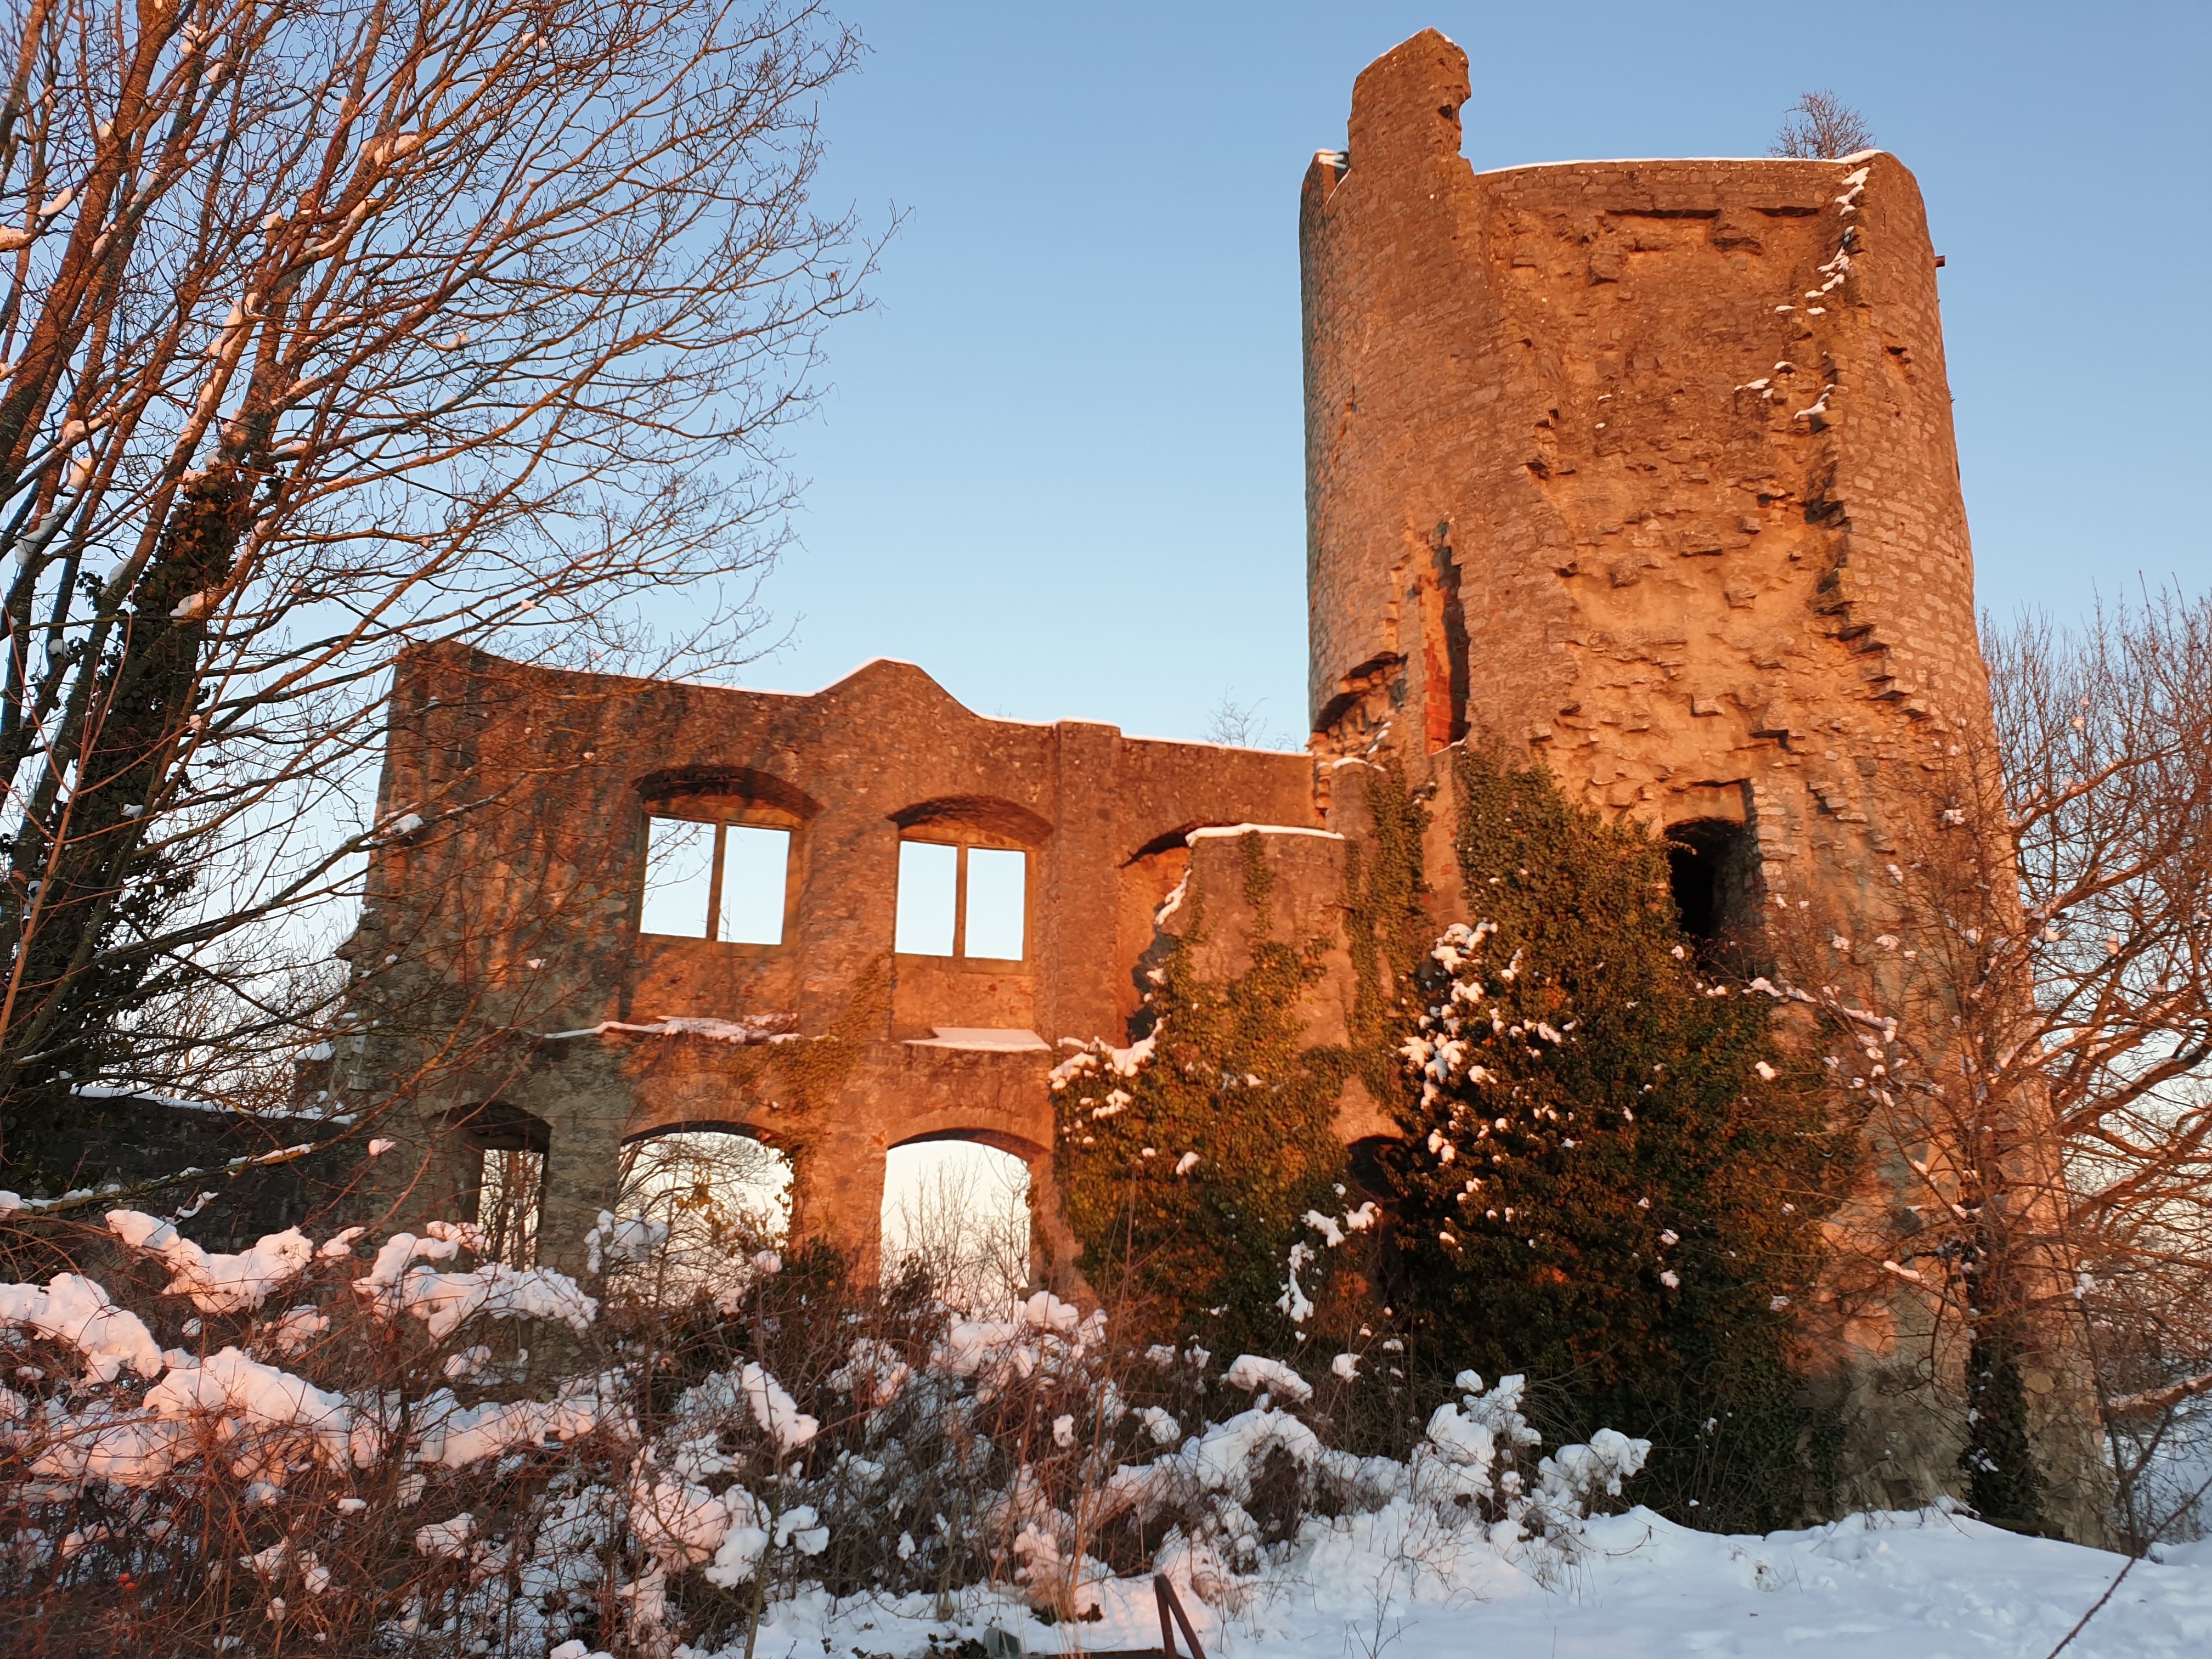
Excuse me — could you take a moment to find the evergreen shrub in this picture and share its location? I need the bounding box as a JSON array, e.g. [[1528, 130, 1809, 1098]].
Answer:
[[1054, 749, 1851, 1527], [1385, 746, 1850, 1529]]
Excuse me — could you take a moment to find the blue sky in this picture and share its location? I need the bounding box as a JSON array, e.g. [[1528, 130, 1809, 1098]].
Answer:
[[726, 1, 2209, 746]]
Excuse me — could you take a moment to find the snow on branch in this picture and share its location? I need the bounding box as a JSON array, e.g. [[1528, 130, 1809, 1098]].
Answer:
[[2105, 1370, 2212, 1420]]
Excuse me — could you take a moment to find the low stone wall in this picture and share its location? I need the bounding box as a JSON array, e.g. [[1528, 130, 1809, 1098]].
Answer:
[[35, 1094, 365, 1251]]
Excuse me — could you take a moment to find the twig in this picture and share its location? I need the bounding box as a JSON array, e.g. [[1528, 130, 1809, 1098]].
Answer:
[[0, 1132, 351, 1218], [2044, 1465, 2212, 1657], [2104, 1371, 2212, 1419]]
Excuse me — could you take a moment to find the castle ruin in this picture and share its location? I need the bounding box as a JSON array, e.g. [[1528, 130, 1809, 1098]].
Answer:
[[341, 30, 2101, 1533]]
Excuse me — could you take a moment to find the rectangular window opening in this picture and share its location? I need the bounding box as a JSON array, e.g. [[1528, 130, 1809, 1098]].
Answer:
[[477, 1147, 543, 1267], [718, 825, 790, 946], [641, 817, 716, 938], [965, 847, 1026, 960], [895, 839, 958, 956], [641, 816, 791, 944], [896, 839, 1026, 961]]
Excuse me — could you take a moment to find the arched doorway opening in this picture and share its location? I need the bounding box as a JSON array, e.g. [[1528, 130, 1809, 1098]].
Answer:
[[880, 1137, 1032, 1310], [611, 1126, 794, 1294]]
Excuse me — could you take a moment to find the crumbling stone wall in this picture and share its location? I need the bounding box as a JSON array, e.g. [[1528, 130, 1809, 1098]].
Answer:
[[1304, 33, 1976, 831], [1299, 30, 2103, 1533], [342, 647, 1320, 1291], [39, 1095, 355, 1251]]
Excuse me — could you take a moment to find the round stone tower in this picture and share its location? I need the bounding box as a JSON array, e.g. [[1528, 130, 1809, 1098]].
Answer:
[[1301, 30, 2108, 1534], [1304, 31, 1983, 858]]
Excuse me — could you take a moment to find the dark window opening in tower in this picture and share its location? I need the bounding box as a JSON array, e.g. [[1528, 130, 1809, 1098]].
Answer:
[[1666, 818, 1754, 966]]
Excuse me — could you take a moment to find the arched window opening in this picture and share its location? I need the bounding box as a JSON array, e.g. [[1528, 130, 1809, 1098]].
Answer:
[[1666, 817, 1756, 966], [881, 1139, 1031, 1310], [890, 797, 1047, 962], [448, 1104, 549, 1267], [610, 1129, 793, 1295]]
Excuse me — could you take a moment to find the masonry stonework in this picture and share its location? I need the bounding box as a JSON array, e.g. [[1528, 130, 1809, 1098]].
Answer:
[[1305, 33, 1978, 816], [334, 26, 2103, 1540], [346, 647, 1319, 1294], [1299, 30, 2103, 1532]]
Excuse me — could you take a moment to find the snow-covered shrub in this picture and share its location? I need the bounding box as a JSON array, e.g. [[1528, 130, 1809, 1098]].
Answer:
[[0, 1206, 643, 1655], [0, 1190, 1653, 1653]]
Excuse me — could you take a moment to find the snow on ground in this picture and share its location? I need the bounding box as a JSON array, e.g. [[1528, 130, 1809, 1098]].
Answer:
[[725, 1505, 2212, 1658]]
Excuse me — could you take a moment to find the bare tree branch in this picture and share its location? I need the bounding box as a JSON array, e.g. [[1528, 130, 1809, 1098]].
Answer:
[[0, 0, 879, 1158]]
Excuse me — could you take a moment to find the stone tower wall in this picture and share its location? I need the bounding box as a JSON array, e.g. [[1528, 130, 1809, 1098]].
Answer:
[[1303, 30, 1988, 881], [1300, 31, 2105, 1534]]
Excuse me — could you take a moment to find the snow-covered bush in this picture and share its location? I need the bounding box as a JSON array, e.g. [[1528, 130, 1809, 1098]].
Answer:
[[0, 1198, 1651, 1654]]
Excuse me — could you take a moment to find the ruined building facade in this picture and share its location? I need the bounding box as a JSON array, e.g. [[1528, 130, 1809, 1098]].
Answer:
[[346, 650, 1327, 1293], [340, 30, 2102, 1534]]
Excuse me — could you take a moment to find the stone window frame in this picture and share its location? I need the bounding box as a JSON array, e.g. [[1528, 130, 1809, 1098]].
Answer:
[[446, 1102, 550, 1267], [890, 795, 1051, 968], [634, 768, 817, 955]]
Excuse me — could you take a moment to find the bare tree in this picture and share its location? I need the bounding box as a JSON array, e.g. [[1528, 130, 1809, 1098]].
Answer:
[[882, 1142, 1032, 1312], [1770, 91, 1878, 159], [1999, 593, 2212, 1543], [0, 0, 876, 1161], [1772, 590, 2212, 1542], [613, 1126, 791, 1290], [1204, 688, 1283, 751]]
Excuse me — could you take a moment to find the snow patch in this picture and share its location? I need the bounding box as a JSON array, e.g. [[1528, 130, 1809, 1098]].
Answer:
[[905, 1026, 1050, 1052]]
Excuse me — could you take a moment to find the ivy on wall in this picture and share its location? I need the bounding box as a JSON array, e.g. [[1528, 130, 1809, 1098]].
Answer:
[[716, 955, 891, 1194], [1384, 746, 1853, 1528], [1052, 835, 1350, 1354], [1340, 761, 1432, 1061], [1048, 751, 1853, 1528]]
